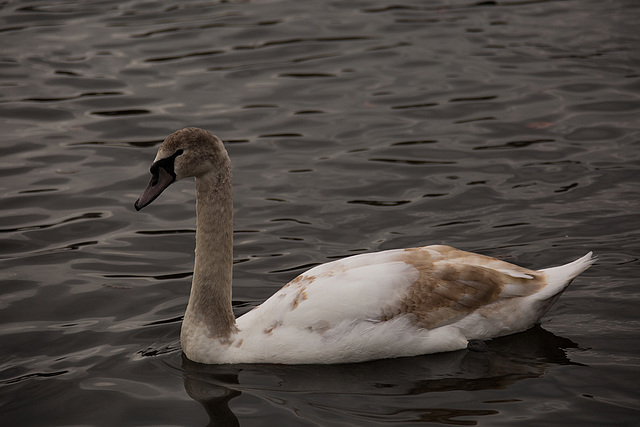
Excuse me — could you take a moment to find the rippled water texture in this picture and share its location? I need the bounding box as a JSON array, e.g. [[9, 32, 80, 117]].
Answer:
[[1, 0, 639, 425]]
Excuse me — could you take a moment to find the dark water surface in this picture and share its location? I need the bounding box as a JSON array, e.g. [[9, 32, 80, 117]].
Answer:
[[1, 0, 639, 425]]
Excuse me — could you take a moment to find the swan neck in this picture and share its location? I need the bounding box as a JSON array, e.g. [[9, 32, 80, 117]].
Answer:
[[184, 165, 235, 338]]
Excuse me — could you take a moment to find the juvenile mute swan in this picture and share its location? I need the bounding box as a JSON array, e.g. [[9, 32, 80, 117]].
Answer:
[[135, 127, 594, 364]]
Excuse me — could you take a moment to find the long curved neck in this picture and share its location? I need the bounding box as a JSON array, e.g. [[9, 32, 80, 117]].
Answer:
[[183, 162, 235, 338]]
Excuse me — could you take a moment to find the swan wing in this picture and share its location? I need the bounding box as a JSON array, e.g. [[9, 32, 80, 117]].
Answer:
[[237, 245, 546, 334]]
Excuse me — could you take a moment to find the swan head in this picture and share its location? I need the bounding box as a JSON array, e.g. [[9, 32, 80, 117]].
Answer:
[[134, 127, 227, 211]]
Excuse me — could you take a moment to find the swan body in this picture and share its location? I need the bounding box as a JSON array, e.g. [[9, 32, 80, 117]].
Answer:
[[135, 127, 594, 364]]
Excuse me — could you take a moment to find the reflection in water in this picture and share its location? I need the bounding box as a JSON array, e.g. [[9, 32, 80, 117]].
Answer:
[[182, 326, 578, 425], [184, 375, 241, 427]]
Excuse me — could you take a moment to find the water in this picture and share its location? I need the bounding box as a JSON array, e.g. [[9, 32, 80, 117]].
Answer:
[[1, 0, 639, 425]]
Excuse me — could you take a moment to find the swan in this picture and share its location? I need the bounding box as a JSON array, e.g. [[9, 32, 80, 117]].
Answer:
[[134, 127, 594, 364]]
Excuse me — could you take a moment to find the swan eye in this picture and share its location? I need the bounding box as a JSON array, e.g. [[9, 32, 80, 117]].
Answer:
[[150, 149, 184, 178]]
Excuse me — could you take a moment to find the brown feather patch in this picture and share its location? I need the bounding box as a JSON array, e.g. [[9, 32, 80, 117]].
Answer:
[[383, 246, 546, 329]]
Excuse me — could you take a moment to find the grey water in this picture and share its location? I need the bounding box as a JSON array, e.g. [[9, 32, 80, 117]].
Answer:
[[1, 0, 639, 425]]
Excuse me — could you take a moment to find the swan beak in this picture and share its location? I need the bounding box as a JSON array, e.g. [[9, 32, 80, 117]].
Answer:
[[134, 165, 175, 211]]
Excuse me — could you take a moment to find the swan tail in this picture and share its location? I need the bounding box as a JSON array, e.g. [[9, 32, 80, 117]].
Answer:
[[537, 251, 595, 300]]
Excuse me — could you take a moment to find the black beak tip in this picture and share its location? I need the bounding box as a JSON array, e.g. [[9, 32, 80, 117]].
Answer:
[[134, 199, 143, 211]]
